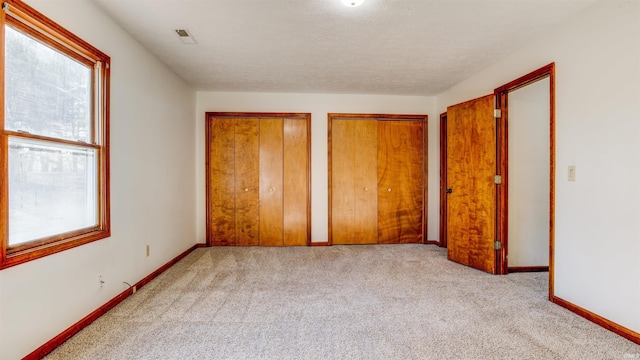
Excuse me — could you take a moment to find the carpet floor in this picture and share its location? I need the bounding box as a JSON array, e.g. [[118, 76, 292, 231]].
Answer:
[[46, 245, 639, 359]]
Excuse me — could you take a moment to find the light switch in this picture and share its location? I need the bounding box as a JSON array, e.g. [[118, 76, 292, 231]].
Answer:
[[568, 166, 576, 181]]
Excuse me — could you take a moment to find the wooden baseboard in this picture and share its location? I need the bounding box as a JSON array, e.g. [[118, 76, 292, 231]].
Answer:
[[552, 296, 640, 345], [24, 244, 202, 360], [424, 240, 440, 245], [309, 241, 330, 246], [508, 266, 549, 273]]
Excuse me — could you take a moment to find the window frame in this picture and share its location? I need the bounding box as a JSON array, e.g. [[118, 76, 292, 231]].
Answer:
[[0, 0, 110, 269]]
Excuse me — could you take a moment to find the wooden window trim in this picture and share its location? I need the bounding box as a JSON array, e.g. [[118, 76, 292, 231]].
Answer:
[[1, 0, 111, 269]]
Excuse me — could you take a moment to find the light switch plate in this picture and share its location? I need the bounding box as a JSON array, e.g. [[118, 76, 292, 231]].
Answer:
[[568, 166, 576, 181]]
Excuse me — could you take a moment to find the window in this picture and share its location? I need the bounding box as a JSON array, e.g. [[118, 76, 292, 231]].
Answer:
[[1, 0, 110, 269]]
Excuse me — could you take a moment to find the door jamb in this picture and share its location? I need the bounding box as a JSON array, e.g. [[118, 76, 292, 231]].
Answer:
[[493, 63, 556, 300], [438, 112, 448, 248]]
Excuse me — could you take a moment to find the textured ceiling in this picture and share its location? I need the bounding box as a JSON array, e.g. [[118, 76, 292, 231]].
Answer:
[[91, 0, 598, 96]]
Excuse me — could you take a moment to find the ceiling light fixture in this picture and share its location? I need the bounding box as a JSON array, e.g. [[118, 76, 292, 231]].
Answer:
[[341, 0, 365, 7]]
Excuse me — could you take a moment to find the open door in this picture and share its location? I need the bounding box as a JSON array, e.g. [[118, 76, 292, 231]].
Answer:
[[446, 94, 497, 274]]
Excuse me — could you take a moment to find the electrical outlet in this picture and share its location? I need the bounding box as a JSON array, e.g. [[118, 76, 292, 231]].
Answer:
[[99, 275, 104, 288], [146, 245, 150, 257], [568, 165, 576, 181], [132, 285, 137, 294]]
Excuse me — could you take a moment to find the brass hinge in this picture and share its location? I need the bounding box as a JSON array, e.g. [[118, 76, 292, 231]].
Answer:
[[494, 241, 502, 250], [494, 109, 502, 118]]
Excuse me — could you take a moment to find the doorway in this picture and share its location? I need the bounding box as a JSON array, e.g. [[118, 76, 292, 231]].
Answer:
[[440, 63, 555, 297], [504, 78, 550, 272]]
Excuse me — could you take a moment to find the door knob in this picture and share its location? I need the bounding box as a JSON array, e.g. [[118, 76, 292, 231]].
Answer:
[[244, 188, 249, 192], [445, 188, 453, 194], [387, 188, 392, 192], [364, 187, 368, 191], [269, 188, 274, 192]]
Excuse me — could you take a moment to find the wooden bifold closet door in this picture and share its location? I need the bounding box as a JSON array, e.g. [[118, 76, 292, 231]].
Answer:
[[329, 114, 427, 245], [206, 113, 310, 247]]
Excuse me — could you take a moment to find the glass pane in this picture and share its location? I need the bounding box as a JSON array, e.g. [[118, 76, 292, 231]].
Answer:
[[4, 26, 92, 143], [8, 138, 97, 246]]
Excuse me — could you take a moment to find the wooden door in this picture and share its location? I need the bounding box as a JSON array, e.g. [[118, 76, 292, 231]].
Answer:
[[283, 119, 309, 246], [446, 95, 496, 273], [259, 118, 284, 246], [235, 118, 260, 246], [377, 120, 424, 244], [330, 120, 378, 245], [207, 118, 236, 246]]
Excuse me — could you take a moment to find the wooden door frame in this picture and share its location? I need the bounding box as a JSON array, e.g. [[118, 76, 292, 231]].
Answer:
[[205, 112, 312, 247], [493, 63, 555, 299], [438, 112, 447, 248], [327, 113, 428, 246]]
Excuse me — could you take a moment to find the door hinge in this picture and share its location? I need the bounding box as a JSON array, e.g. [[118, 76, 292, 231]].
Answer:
[[494, 175, 502, 184], [494, 109, 502, 118], [494, 241, 502, 250]]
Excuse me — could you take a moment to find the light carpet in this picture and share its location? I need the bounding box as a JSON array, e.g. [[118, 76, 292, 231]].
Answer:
[[46, 245, 639, 359]]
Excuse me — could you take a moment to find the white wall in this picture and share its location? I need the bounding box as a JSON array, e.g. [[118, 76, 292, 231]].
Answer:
[[195, 92, 438, 243], [0, 1, 197, 359], [508, 78, 550, 267], [436, 0, 640, 333]]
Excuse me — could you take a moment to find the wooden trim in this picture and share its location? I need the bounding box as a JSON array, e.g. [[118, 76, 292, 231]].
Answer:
[[438, 112, 447, 248], [548, 64, 556, 301], [552, 296, 640, 345], [23, 244, 202, 359], [0, 10, 5, 266], [494, 63, 555, 296], [425, 240, 440, 246], [306, 114, 312, 246], [494, 64, 555, 94], [23, 287, 130, 360], [328, 113, 428, 121], [3, 130, 101, 149], [495, 91, 508, 275], [508, 266, 549, 273], [0, 0, 111, 270], [207, 112, 309, 119], [5, 16, 94, 68], [327, 116, 333, 246], [309, 241, 330, 246], [3, 0, 109, 63], [205, 115, 212, 247], [422, 115, 428, 244]]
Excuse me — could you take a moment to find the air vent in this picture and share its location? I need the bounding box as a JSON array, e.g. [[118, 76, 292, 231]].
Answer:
[[174, 29, 197, 44]]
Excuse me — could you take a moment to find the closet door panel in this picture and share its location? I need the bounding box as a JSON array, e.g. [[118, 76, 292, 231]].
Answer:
[[331, 120, 356, 244], [353, 120, 378, 244], [235, 118, 260, 246], [283, 119, 309, 246], [259, 118, 284, 246], [377, 120, 424, 244], [208, 118, 236, 246]]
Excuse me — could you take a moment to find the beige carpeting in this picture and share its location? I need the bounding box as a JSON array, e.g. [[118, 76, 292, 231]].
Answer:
[[46, 245, 639, 359]]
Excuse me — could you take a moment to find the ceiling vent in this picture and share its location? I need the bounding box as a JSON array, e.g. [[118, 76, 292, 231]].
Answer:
[[175, 29, 197, 44]]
